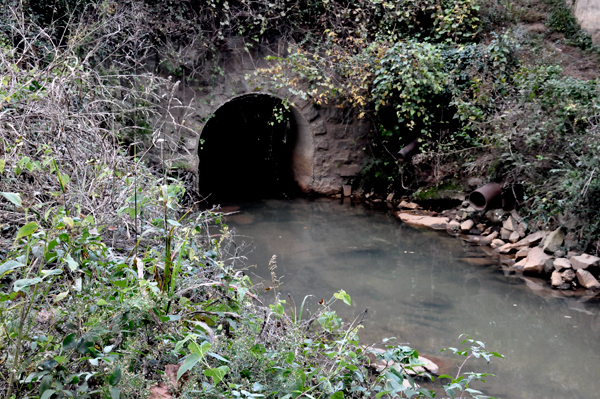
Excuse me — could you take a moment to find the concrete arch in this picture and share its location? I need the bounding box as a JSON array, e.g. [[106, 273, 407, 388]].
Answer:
[[151, 41, 372, 196], [197, 92, 315, 194]]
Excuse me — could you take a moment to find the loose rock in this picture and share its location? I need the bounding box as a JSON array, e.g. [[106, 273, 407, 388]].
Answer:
[[570, 254, 600, 270], [496, 243, 515, 254], [517, 222, 527, 238], [500, 227, 512, 240], [511, 209, 523, 223], [485, 209, 507, 224], [491, 239, 505, 249], [479, 231, 498, 246], [553, 258, 572, 271], [523, 247, 552, 273], [515, 247, 531, 259], [576, 269, 600, 290], [397, 213, 449, 230], [512, 231, 548, 250], [551, 270, 563, 288], [509, 231, 520, 243], [461, 219, 474, 232], [503, 216, 518, 231], [398, 200, 420, 210], [446, 219, 460, 234], [542, 228, 564, 254], [562, 269, 576, 283]]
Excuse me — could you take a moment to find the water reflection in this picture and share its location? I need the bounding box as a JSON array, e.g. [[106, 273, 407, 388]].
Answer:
[[224, 198, 600, 399]]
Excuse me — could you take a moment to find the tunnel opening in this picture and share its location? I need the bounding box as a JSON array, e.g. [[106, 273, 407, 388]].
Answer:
[[198, 94, 304, 201]]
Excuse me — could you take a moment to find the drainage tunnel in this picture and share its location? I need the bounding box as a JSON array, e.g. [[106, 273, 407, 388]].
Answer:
[[198, 94, 309, 201]]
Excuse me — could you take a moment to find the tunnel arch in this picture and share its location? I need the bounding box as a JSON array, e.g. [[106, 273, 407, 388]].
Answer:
[[197, 93, 314, 201]]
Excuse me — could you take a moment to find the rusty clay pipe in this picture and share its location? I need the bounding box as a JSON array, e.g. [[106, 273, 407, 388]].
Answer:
[[398, 138, 420, 161], [469, 182, 502, 211]]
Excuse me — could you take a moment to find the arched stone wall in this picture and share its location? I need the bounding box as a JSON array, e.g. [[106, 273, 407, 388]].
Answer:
[[150, 39, 371, 195]]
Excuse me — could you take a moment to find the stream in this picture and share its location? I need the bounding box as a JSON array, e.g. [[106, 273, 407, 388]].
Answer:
[[223, 197, 600, 398]]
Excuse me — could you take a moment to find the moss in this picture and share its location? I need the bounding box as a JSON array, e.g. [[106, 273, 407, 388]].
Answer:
[[412, 181, 463, 201]]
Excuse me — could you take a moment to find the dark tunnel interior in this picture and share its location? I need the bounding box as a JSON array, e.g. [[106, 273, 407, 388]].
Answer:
[[198, 95, 299, 201]]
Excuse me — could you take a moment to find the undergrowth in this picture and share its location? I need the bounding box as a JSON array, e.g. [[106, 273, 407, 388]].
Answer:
[[0, 2, 506, 399]]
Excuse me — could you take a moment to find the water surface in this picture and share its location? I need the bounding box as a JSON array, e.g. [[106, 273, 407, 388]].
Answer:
[[225, 198, 600, 399]]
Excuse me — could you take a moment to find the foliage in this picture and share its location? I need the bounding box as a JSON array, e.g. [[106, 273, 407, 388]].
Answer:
[[544, 0, 594, 50], [0, 2, 507, 398], [254, 0, 600, 249]]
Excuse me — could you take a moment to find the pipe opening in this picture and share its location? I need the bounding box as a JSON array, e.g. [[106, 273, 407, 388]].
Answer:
[[469, 182, 502, 211], [469, 192, 488, 210], [198, 94, 301, 201]]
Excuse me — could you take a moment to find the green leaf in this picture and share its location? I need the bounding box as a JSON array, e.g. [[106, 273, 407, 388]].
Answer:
[[40, 374, 53, 395], [97, 299, 108, 306], [13, 277, 42, 292], [207, 352, 229, 363], [109, 386, 120, 399], [330, 392, 345, 399], [40, 389, 56, 399], [54, 291, 69, 303], [204, 365, 229, 386], [109, 366, 122, 386], [16, 221, 38, 240], [0, 260, 25, 278], [0, 159, 5, 174], [177, 353, 200, 381], [189, 341, 211, 357], [53, 356, 66, 364], [1, 192, 22, 207], [334, 289, 351, 306], [112, 280, 128, 288], [41, 269, 62, 278], [62, 333, 77, 351], [64, 254, 79, 272]]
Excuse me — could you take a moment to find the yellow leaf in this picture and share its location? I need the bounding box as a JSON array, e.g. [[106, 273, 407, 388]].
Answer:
[[63, 216, 74, 229]]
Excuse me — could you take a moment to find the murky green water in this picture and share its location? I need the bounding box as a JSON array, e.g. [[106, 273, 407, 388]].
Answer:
[[224, 198, 600, 399]]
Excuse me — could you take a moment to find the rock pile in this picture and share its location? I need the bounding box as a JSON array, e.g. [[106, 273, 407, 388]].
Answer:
[[396, 200, 600, 294]]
